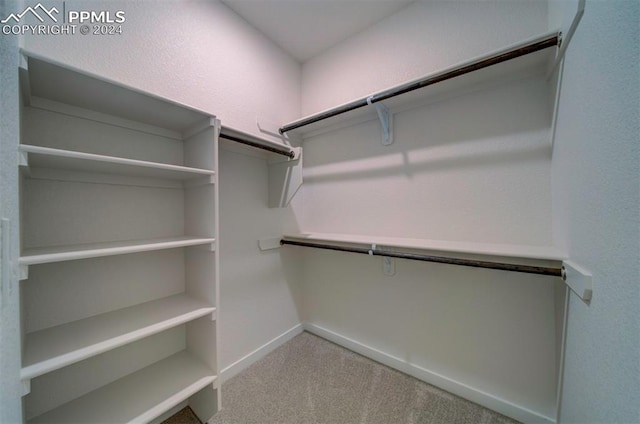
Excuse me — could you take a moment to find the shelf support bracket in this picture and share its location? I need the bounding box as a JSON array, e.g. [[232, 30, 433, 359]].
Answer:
[[19, 264, 28, 281], [21, 379, 30, 396], [268, 147, 303, 208], [562, 260, 592, 302], [18, 151, 31, 178], [18, 150, 28, 167], [19, 54, 31, 107], [367, 96, 393, 145]]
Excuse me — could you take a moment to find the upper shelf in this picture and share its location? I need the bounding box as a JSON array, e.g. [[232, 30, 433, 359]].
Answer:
[[280, 32, 559, 138], [21, 52, 213, 134], [282, 232, 566, 263], [19, 145, 215, 181]]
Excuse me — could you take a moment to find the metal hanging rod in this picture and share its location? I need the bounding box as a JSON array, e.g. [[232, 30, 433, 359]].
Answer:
[[279, 32, 560, 135], [280, 239, 563, 278], [219, 132, 295, 159]]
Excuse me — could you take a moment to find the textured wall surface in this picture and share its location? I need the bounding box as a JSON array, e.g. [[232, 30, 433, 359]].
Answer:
[[301, 0, 548, 116], [295, 76, 554, 245], [0, 0, 22, 421], [551, 1, 640, 422]]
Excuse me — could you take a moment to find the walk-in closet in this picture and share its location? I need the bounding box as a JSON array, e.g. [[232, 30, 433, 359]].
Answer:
[[0, 1, 637, 423]]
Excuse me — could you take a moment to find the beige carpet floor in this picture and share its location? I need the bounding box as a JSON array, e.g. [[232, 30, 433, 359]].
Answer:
[[164, 331, 519, 424]]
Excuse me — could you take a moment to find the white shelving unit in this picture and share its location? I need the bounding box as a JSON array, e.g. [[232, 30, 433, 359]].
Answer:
[[18, 53, 220, 423]]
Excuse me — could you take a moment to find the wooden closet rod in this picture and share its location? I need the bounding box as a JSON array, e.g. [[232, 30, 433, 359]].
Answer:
[[280, 239, 564, 277], [219, 133, 295, 159], [279, 32, 560, 135]]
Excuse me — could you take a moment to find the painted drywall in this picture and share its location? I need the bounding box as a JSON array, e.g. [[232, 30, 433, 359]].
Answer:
[[294, 76, 553, 245], [22, 0, 303, 373], [218, 148, 303, 369], [0, 0, 22, 421], [301, 0, 548, 116], [289, 1, 560, 421], [550, 1, 640, 422]]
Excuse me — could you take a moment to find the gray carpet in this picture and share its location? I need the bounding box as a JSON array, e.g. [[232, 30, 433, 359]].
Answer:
[[167, 332, 519, 424]]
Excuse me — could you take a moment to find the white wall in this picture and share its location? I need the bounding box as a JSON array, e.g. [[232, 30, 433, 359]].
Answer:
[[301, 0, 548, 116], [290, 1, 560, 422], [550, 1, 640, 422], [22, 0, 303, 373], [295, 76, 554, 245], [218, 148, 303, 371], [0, 1, 23, 421]]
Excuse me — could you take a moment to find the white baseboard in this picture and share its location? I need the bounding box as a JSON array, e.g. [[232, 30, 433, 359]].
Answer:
[[220, 324, 303, 382], [303, 323, 555, 424]]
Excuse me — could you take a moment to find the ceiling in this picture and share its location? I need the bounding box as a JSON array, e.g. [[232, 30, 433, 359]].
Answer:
[[221, 0, 416, 62]]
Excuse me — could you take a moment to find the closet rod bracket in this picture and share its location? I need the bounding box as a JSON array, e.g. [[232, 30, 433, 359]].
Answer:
[[561, 260, 592, 302], [367, 96, 393, 145]]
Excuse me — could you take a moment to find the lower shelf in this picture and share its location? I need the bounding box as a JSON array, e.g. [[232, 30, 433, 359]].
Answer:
[[22, 294, 215, 380], [282, 232, 566, 262], [28, 351, 217, 424]]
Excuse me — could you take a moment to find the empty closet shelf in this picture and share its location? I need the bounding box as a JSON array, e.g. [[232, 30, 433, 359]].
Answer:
[[19, 145, 215, 181], [21, 294, 216, 381], [282, 232, 565, 276], [283, 233, 565, 261], [28, 351, 217, 424], [20, 237, 216, 266], [279, 31, 559, 137]]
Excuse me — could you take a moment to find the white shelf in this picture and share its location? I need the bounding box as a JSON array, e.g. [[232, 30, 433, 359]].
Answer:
[[281, 32, 558, 138], [20, 145, 215, 181], [28, 351, 216, 424], [23, 54, 211, 133], [20, 236, 216, 266], [282, 232, 566, 262], [22, 294, 216, 381]]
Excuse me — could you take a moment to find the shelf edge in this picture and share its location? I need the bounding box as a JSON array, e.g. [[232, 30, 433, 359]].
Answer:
[[21, 303, 216, 381], [20, 144, 215, 177], [20, 237, 216, 266]]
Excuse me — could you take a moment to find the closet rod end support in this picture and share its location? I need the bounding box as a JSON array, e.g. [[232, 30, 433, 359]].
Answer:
[[562, 260, 592, 303]]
